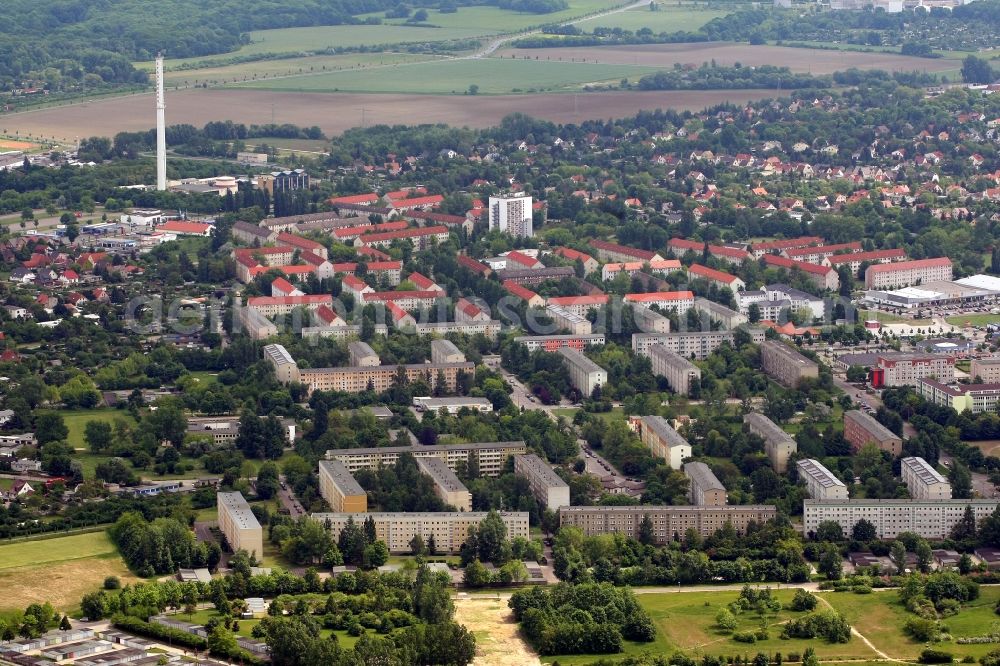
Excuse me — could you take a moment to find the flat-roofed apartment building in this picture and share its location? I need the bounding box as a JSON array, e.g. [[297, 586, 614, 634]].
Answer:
[[843, 409, 903, 456], [632, 305, 672, 333], [545, 304, 593, 335], [901, 456, 952, 500], [318, 460, 368, 512], [312, 511, 529, 554], [803, 499, 1000, 539], [218, 491, 263, 559], [685, 462, 726, 506], [918, 378, 1000, 415], [971, 358, 1000, 383], [514, 453, 571, 512], [514, 333, 606, 352], [693, 298, 748, 329], [416, 457, 472, 512], [430, 339, 466, 364], [877, 353, 954, 387], [760, 340, 819, 388], [559, 505, 777, 544], [414, 320, 502, 339], [348, 341, 380, 367], [796, 458, 848, 500], [636, 415, 691, 469], [632, 328, 766, 359], [326, 441, 527, 477], [744, 412, 797, 472], [298, 362, 474, 394], [557, 347, 607, 396], [263, 343, 300, 383], [648, 344, 701, 395]]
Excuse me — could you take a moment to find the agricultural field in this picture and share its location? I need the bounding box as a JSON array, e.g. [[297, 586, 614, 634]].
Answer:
[[0, 531, 139, 612], [550, 588, 879, 665], [360, 0, 628, 34], [231, 57, 661, 94], [156, 53, 439, 87], [240, 25, 496, 55], [573, 5, 730, 33], [5, 87, 777, 143], [496, 42, 962, 75]]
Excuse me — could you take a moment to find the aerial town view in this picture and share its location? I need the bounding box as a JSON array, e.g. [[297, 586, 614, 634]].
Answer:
[[11, 0, 1000, 665]]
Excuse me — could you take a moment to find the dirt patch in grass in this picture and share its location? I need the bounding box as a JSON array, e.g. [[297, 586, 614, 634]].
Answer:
[[0, 555, 141, 613], [453, 595, 541, 666], [0, 138, 39, 151]]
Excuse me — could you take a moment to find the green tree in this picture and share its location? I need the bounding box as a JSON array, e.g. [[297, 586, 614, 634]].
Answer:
[[84, 420, 113, 453], [818, 544, 843, 581], [962, 55, 995, 84], [716, 608, 738, 632], [851, 519, 877, 543], [35, 413, 68, 444]]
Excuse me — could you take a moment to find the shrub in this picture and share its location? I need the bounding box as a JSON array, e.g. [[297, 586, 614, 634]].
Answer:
[[853, 585, 873, 594], [733, 631, 757, 643], [791, 590, 818, 612], [103, 576, 121, 590], [919, 649, 953, 664], [904, 617, 940, 642]]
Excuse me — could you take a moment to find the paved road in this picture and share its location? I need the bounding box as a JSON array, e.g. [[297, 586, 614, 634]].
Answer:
[[277, 474, 305, 518]]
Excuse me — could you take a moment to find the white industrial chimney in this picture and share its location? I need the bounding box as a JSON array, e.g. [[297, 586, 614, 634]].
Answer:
[[155, 54, 166, 191]]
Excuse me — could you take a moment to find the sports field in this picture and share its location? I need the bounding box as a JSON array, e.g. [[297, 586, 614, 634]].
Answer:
[[0, 531, 139, 611], [232, 57, 660, 94], [0, 138, 40, 151]]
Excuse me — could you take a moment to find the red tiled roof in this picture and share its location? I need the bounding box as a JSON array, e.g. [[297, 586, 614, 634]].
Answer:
[[784, 242, 861, 258], [329, 193, 380, 205], [299, 250, 327, 266], [457, 254, 490, 274], [361, 226, 449, 243], [827, 249, 907, 265], [342, 274, 369, 290], [590, 239, 658, 261], [271, 277, 296, 295], [547, 295, 608, 307], [866, 257, 952, 273], [356, 246, 390, 260], [624, 291, 694, 302], [158, 221, 211, 234], [247, 295, 331, 306], [553, 247, 595, 264], [315, 304, 342, 325], [503, 280, 541, 302], [279, 265, 316, 276], [386, 301, 412, 322], [407, 272, 436, 290], [762, 254, 832, 276], [751, 236, 822, 252], [506, 250, 540, 268], [456, 297, 486, 318], [688, 263, 739, 284], [388, 194, 444, 209], [277, 232, 325, 252], [364, 290, 441, 302]]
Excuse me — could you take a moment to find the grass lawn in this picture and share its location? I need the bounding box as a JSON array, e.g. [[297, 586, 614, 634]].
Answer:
[[946, 313, 1000, 327], [0, 531, 141, 612], [181, 607, 365, 647], [550, 589, 878, 664], [554, 407, 625, 424], [856, 309, 926, 325], [40, 408, 136, 449], [231, 57, 658, 94], [574, 5, 729, 33], [242, 25, 497, 54], [822, 587, 1000, 662]]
